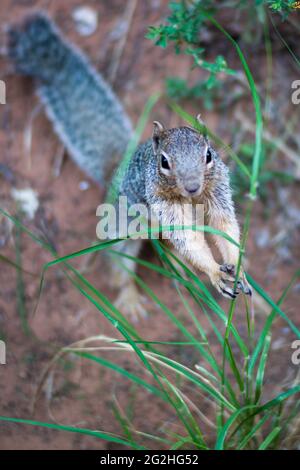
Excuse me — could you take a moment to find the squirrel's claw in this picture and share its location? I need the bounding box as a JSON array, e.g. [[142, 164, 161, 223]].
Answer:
[[220, 263, 252, 297], [210, 268, 237, 300], [218, 279, 238, 299], [237, 279, 252, 296]]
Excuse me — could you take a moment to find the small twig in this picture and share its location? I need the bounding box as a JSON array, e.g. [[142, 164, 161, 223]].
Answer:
[[108, 0, 137, 85], [286, 15, 300, 34], [23, 103, 43, 170], [52, 144, 66, 178], [14, 220, 30, 336]]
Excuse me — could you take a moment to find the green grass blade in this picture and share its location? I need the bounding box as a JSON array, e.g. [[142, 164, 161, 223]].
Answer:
[[111, 398, 138, 449], [238, 413, 270, 449], [247, 273, 300, 339], [270, 14, 300, 68], [249, 269, 300, 374], [254, 334, 271, 404], [72, 351, 166, 401], [209, 17, 263, 199], [215, 405, 257, 450], [0, 253, 36, 277], [258, 426, 281, 450], [148, 352, 235, 411], [217, 385, 300, 449], [224, 339, 244, 393], [163, 380, 207, 449], [0, 416, 145, 449]]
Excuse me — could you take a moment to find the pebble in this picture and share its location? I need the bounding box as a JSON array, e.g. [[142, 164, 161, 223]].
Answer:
[[79, 180, 90, 191], [72, 6, 98, 36], [11, 187, 39, 220]]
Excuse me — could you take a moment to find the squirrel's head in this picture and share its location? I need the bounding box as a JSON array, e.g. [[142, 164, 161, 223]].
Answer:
[[152, 116, 218, 199]]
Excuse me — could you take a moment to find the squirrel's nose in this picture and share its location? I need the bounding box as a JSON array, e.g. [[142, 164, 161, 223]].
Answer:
[[184, 182, 201, 195]]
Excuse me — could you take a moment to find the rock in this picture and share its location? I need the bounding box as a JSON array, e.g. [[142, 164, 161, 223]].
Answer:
[[72, 6, 98, 36], [11, 187, 39, 220]]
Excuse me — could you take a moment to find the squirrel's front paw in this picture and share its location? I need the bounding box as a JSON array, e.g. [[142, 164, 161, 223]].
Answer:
[[220, 264, 252, 296], [114, 283, 148, 323]]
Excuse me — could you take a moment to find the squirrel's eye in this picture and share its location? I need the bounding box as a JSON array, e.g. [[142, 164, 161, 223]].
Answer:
[[206, 148, 212, 165], [161, 154, 170, 170]]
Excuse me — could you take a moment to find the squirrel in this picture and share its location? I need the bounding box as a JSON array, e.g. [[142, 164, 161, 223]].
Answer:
[[7, 13, 251, 320]]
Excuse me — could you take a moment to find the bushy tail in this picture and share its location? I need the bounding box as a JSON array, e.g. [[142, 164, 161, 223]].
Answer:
[[8, 13, 68, 81], [8, 13, 133, 186]]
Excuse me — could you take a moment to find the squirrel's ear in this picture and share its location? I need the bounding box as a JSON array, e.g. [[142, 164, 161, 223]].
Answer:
[[152, 120, 164, 154], [196, 114, 204, 127], [196, 114, 208, 141]]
